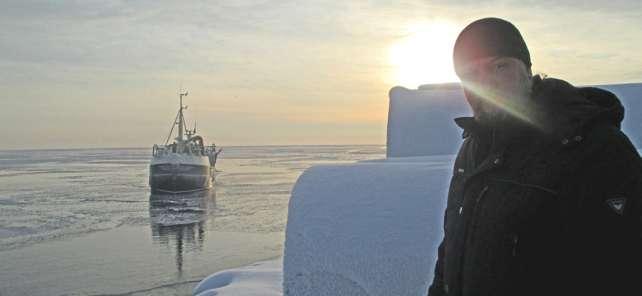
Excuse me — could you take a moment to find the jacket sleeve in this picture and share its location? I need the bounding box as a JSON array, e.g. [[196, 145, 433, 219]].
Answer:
[[561, 125, 642, 295], [428, 137, 471, 296], [428, 170, 463, 296], [427, 239, 446, 296]]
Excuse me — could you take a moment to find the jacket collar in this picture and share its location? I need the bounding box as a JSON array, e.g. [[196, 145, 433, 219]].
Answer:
[[454, 117, 479, 139], [454, 76, 625, 146]]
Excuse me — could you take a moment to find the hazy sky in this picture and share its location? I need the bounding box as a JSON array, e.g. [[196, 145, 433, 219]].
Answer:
[[2, 0, 642, 149]]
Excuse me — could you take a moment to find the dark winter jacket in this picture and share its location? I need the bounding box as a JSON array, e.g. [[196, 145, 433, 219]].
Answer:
[[428, 76, 642, 296]]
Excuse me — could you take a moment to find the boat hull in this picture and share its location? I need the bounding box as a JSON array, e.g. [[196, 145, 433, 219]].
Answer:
[[149, 163, 212, 193]]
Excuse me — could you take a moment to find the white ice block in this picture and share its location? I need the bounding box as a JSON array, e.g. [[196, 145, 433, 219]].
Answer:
[[283, 158, 453, 296]]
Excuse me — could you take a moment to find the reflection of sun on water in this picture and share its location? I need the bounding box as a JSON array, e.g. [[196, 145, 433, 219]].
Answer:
[[389, 21, 460, 88]]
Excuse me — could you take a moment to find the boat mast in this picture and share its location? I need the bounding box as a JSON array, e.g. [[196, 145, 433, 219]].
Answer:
[[177, 90, 188, 143]]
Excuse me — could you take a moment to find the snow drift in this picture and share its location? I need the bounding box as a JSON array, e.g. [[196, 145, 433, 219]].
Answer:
[[192, 259, 283, 296]]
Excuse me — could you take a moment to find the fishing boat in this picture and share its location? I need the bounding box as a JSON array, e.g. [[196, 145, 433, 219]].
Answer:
[[149, 91, 221, 193]]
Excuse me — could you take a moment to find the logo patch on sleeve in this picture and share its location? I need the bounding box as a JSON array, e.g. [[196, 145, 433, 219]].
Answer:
[[606, 197, 627, 215]]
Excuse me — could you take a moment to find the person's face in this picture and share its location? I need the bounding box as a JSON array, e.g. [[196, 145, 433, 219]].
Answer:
[[457, 56, 533, 126]]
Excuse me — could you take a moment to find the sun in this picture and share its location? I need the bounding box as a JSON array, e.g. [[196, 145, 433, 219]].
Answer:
[[388, 21, 460, 88]]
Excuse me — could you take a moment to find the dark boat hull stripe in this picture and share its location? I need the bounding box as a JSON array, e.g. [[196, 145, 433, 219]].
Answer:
[[149, 164, 212, 192]]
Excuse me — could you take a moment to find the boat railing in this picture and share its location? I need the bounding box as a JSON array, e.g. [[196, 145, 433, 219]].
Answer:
[[152, 144, 178, 156], [153, 143, 215, 157]]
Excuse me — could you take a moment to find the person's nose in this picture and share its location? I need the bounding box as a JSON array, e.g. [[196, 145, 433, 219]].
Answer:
[[476, 69, 502, 98], [477, 66, 499, 86], [463, 74, 493, 98]]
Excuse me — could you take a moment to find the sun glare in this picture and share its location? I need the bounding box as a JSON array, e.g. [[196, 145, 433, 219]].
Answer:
[[389, 21, 460, 88]]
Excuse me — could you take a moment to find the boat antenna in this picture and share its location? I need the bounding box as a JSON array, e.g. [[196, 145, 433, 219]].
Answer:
[[177, 90, 188, 142]]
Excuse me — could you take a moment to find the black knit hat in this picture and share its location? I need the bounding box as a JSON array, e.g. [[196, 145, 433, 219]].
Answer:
[[453, 17, 531, 76]]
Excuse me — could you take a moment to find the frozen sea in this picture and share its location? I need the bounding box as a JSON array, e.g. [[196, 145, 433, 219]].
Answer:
[[0, 145, 384, 296]]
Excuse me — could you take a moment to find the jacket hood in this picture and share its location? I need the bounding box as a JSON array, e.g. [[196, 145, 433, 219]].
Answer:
[[530, 76, 624, 139], [456, 76, 625, 142]]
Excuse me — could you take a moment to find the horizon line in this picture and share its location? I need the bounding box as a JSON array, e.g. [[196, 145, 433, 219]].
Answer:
[[0, 143, 387, 152]]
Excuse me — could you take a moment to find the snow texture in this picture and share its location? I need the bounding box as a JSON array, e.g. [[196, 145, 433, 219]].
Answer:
[[192, 259, 283, 296], [283, 159, 452, 296], [387, 83, 469, 158], [387, 82, 642, 158]]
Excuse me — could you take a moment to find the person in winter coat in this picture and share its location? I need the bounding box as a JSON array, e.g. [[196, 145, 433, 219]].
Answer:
[[427, 17, 642, 296]]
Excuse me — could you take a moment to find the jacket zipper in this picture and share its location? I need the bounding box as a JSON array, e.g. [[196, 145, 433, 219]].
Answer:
[[469, 185, 490, 240], [457, 185, 490, 292], [512, 235, 519, 257]]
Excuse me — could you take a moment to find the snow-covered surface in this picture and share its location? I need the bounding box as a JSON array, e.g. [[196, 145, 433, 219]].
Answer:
[[387, 84, 469, 158], [283, 160, 451, 295], [192, 258, 283, 296], [387, 82, 642, 157]]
